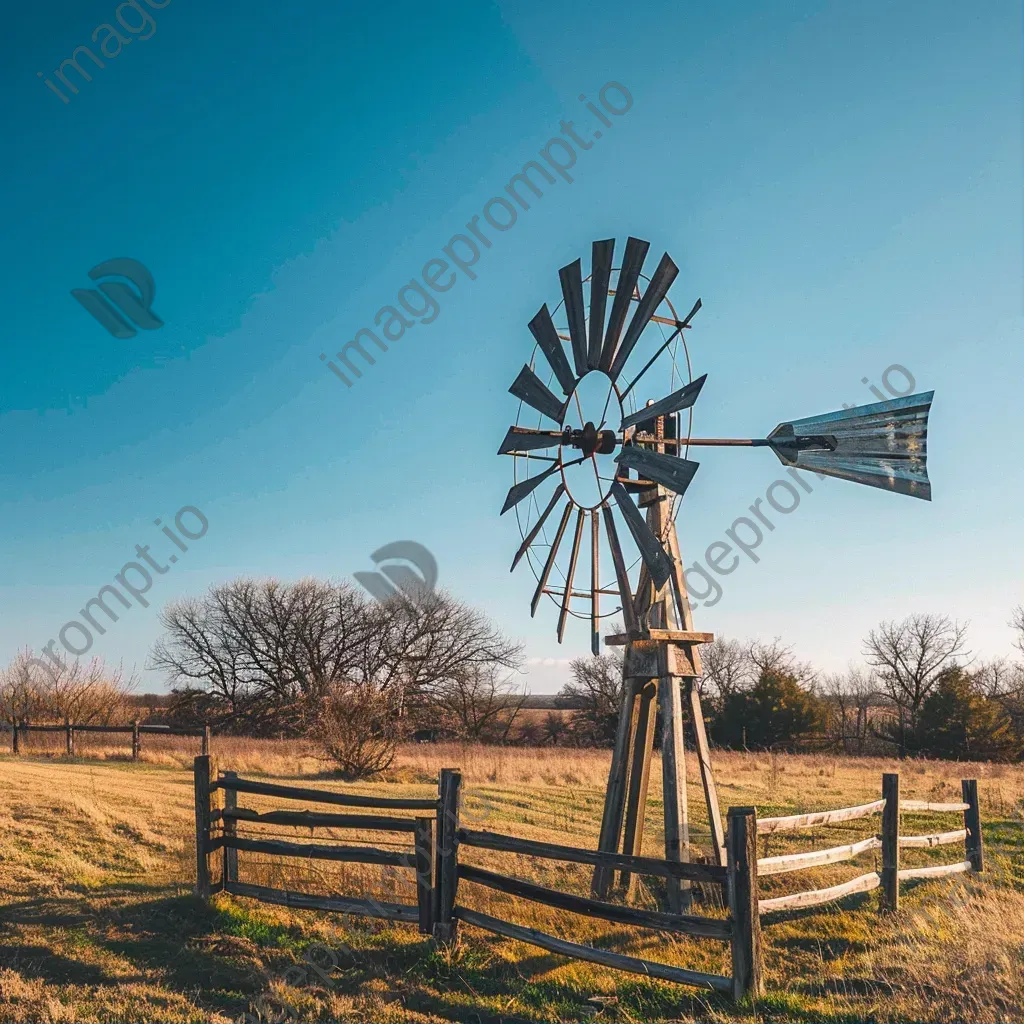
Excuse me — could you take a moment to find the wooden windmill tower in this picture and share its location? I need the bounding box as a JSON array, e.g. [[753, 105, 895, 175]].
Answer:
[[498, 236, 933, 908]]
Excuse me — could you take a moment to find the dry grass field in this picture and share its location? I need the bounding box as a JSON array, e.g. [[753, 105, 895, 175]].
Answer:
[[0, 738, 1022, 1023]]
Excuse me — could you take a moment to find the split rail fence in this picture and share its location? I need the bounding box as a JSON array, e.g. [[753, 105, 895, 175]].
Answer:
[[6, 721, 211, 758], [194, 761, 983, 1004], [755, 772, 983, 915]]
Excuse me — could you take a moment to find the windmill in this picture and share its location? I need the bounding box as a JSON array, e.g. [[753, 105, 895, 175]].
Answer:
[[498, 236, 933, 910]]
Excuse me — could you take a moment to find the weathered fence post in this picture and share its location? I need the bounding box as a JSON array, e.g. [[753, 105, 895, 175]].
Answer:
[[202, 725, 211, 756], [222, 770, 238, 889], [414, 816, 436, 935], [193, 755, 214, 899], [727, 806, 762, 1002], [962, 779, 983, 873], [433, 768, 461, 944], [881, 772, 900, 912], [132, 721, 141, 761], [65, 723, 75, 757]]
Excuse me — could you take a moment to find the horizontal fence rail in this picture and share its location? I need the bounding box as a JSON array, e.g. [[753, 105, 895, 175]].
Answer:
[[457, 827, 729, 884], [456, 907, 734, 993], [223, 835, 413, 867], [899, 800, 969, 812], [897, 860, 972, 881], [758, 799, 885, 834], [458, 863, 732, 940], [758, 836, 881, 877], [11, 721, 210, 758], [900, 829, 967, 849], [222, 807, 420, 832], [224, 880, 420, 923], [759, 870, 881, 913], [219, 775, 438, 811]]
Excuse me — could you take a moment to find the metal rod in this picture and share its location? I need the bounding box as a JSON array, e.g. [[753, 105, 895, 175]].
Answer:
[[632, 435, 770, 447]]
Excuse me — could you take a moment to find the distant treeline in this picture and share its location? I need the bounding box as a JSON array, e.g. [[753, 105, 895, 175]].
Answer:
[[6, 575, 1021, 777]]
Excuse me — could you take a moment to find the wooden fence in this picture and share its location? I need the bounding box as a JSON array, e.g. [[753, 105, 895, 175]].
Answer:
[[756, 772, 983, 915], [194, 757, 438, 935], [6, 721, 210, 758], [193, 761, 983, 1004]]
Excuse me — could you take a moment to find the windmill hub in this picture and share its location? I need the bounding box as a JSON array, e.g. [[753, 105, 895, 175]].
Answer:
[[564, 422, 617, 456]]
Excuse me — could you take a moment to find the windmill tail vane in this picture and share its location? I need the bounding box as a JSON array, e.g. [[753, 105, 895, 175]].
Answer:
[[767, 390, 934, 500]]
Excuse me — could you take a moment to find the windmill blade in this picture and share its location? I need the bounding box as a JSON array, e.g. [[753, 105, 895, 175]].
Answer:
[[531, 502, 574, 615], [768, 391, 934, 500], [502, 456, 584, 515], [602, 506, 639, 634], [620, 298, 702, 401], [497, 426, 563, 455], [559, 259, 588, 377], [500, 461, 562, 515], [588, 239, 614, 368], [557, 509, 587, 642], [590, 510, 601, 655], [621, 374, 708, 430], [509, 364, 567, 423], [615, 446, 700, 499], [609, 252, 680, 381], [599, 236, 650, 371], [528, 305, 577, 396], [511, 484, 566, 570], [610, 482, 673, 591]]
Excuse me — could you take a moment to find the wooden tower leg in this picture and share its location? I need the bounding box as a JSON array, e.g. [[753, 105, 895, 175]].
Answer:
[[592, 676, 640, 897], [619, 678, 657, 894], [661, 673, 691, 911], [687, 679, 726, 866]]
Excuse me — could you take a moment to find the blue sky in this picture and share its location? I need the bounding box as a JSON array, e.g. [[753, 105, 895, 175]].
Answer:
[[0, 0, 1020, 693]]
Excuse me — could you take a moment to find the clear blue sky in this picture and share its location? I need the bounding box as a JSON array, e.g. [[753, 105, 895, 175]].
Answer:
[[0, 0, 1020, 693]]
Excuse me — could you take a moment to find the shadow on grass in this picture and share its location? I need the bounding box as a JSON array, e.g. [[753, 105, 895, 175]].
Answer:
[[0, 884, 268, 1018], [0, 943, 111, 986]]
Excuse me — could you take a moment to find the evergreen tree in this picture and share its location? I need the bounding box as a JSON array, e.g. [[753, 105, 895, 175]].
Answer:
[[913, 666, 1019, 761]]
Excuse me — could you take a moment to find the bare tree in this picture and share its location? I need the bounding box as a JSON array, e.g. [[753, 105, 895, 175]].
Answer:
[[559, 651, 624, 745], [821, 666, 878, 755], [152, 577, 521, 735], [40, 657, 137, 725], [1011, 605, 1024, 657], [313, 682, 401, 780], [700, 636, 749, 701], [975, 657, 1024, 742], [0, 651, 49, 728], [747, 638, 816, 688], [863, 614, 970, 756], [424, 664, 526, 742]]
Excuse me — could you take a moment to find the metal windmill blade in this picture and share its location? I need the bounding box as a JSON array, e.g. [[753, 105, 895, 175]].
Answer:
[[509, 364, 566, 423], [615, 446, 700, 499], [767, 392, 933, 500], [621, 374, 707, 430]]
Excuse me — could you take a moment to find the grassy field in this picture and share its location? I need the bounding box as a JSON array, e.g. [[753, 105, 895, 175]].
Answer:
[[0, 740, 1021, 1023]]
